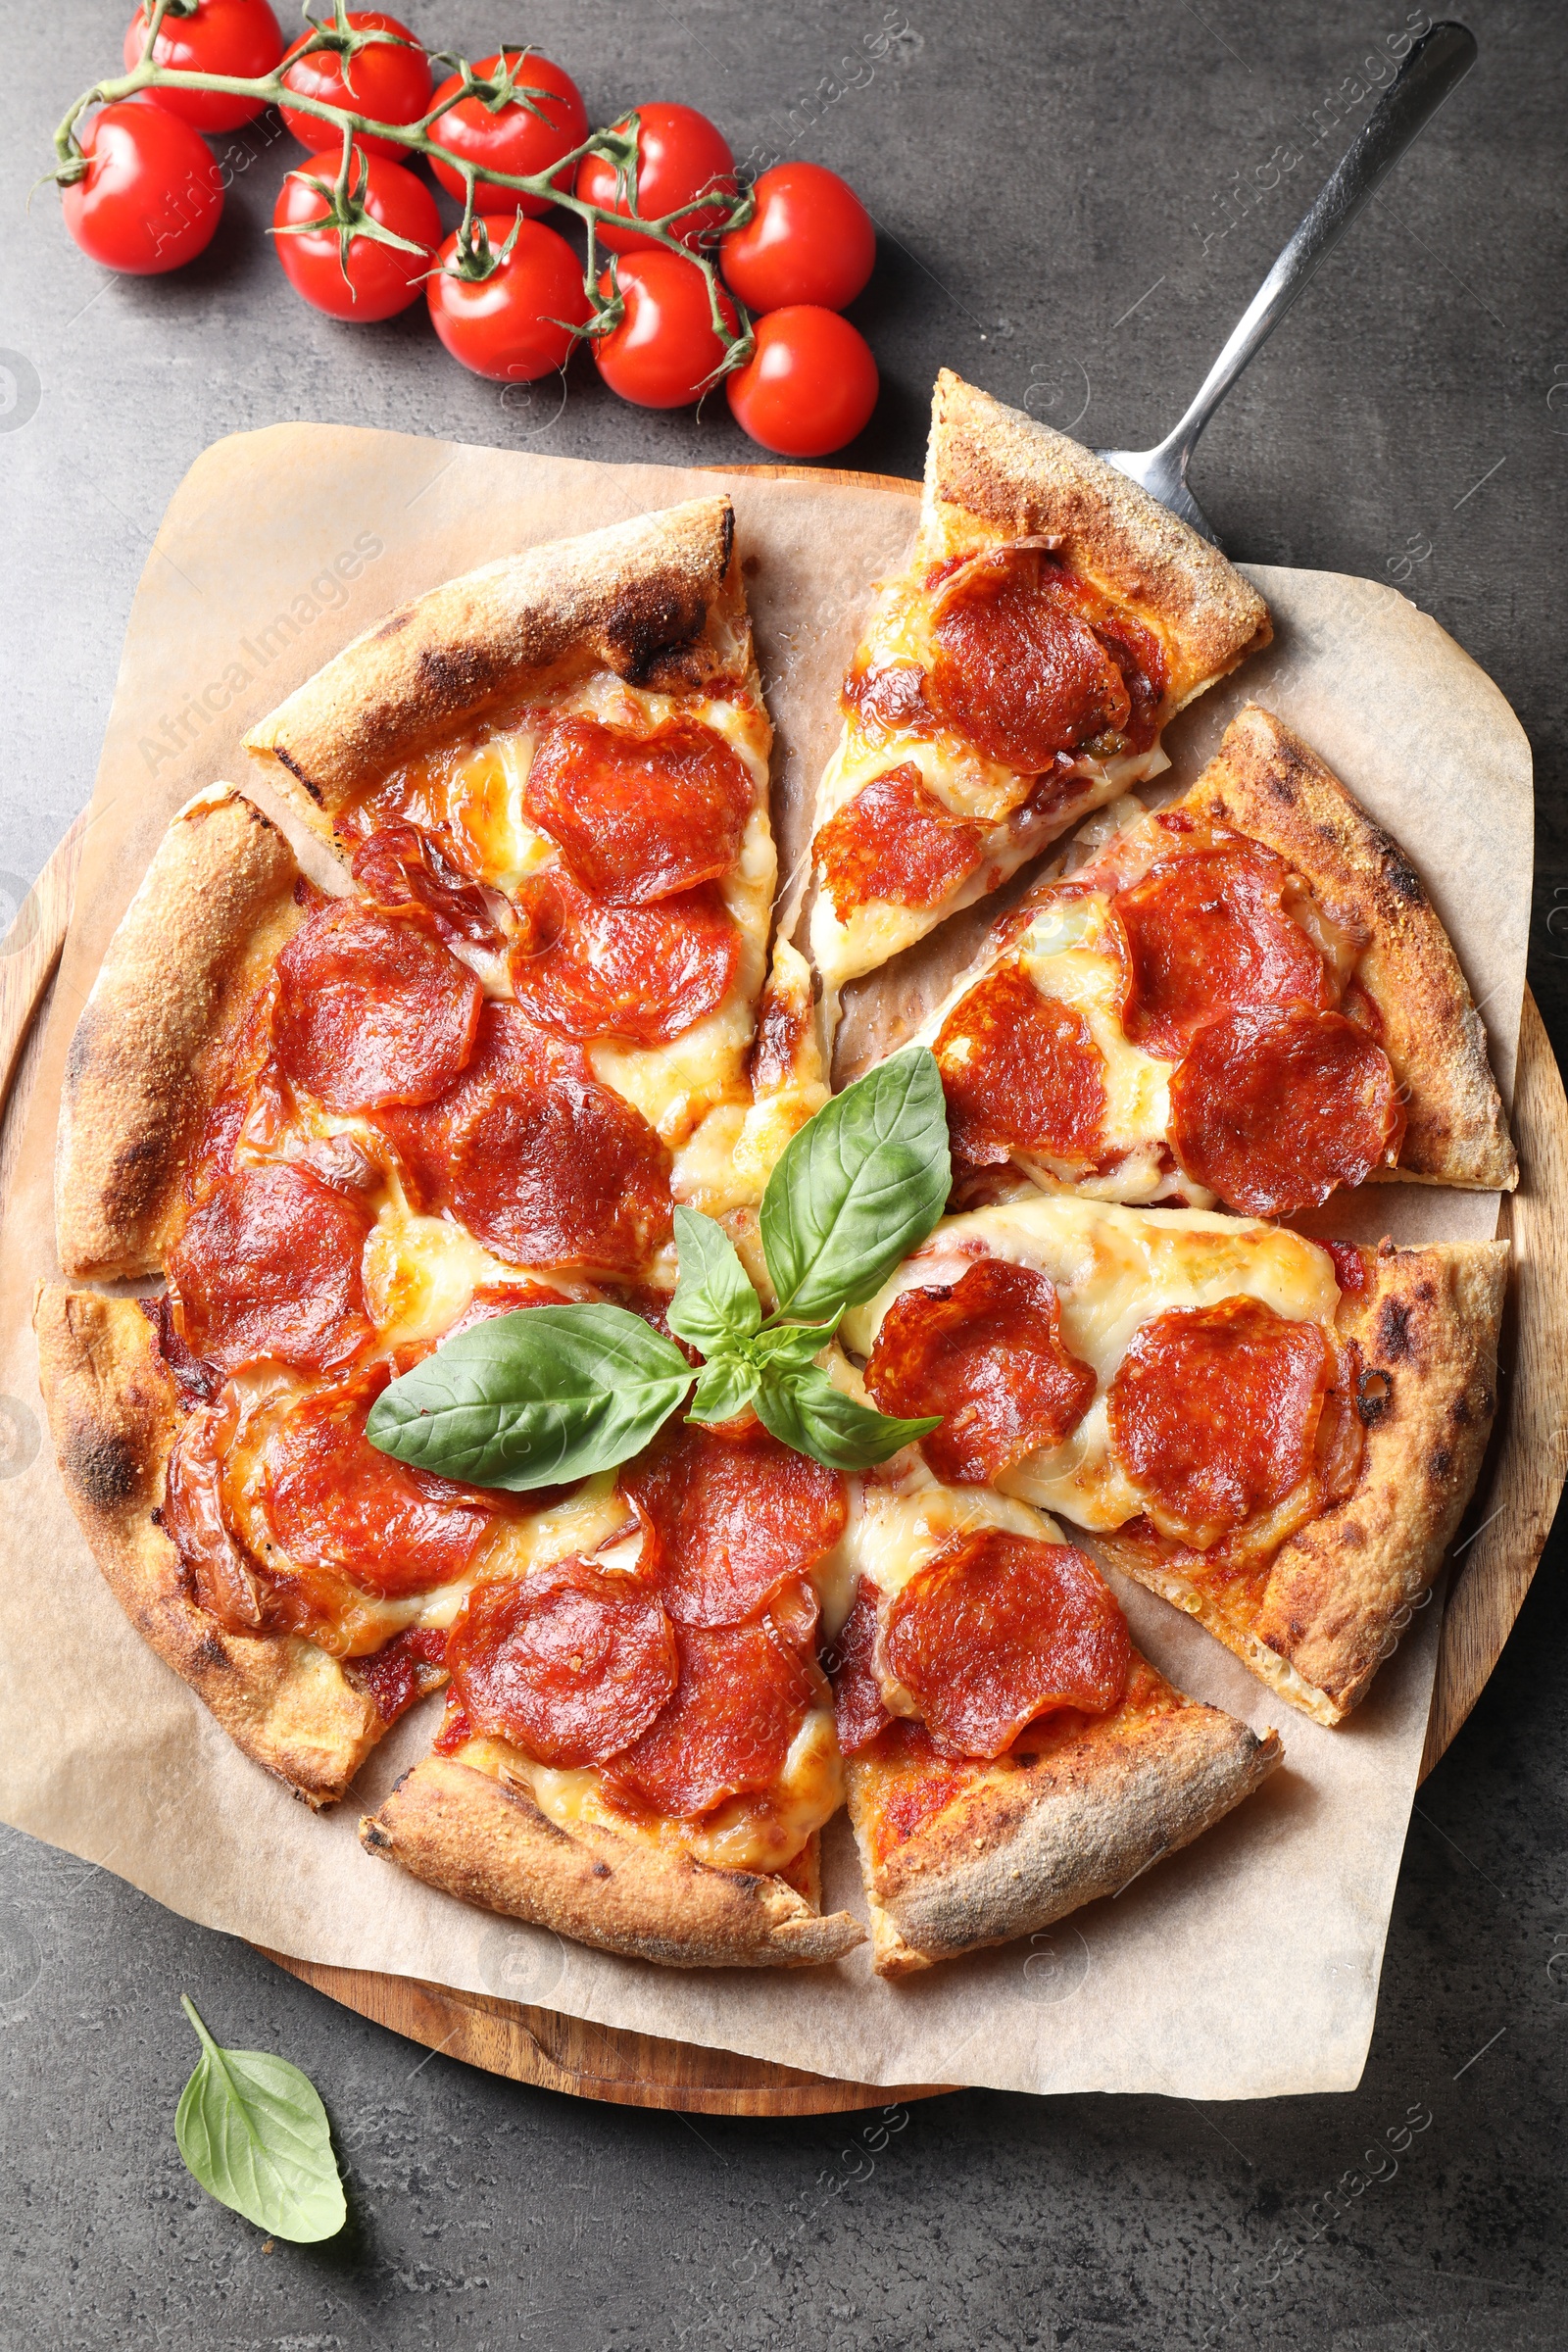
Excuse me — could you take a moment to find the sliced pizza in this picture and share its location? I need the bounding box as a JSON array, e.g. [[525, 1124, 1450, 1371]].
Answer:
[[908, 704, 1516, 1217], [790, 369, 1270, 1043], [822, 1468, 1280, 1976], [840, 1196, 1507, 1726], [244, 496, 776, 1214], [361, 1418, 864, 1967]]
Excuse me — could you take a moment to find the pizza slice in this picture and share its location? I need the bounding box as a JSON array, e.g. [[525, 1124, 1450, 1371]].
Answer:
[[840, 1196, 1507, 1726], [361, 1417, 864, 1967], [907, 704, 1516, 1218], [244, 495, 776, 1215], [823, 1469, 1280, 1977], [790, 369, 1270, 1043]]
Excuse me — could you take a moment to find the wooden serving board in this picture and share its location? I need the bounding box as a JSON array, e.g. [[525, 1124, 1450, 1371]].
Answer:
[[5, 473, 1565, 2111]]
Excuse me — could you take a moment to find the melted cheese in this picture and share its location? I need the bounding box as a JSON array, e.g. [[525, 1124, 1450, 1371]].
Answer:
[[455, 1704, 845, 1876], [841, 1197, 1343, 1535]]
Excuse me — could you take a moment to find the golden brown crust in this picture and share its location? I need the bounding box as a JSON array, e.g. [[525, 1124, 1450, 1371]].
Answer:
[[55, 789, 309, 1281], [33, 1288, 381, 1806], [1187, 705, 1517, 1189], [1097, 1239, 1508, 1725], [848, 1668, 1281, 1977], [244, 497, 740, 836], [359, 1752, 864, 1969], [921, 370, 1271, 698]]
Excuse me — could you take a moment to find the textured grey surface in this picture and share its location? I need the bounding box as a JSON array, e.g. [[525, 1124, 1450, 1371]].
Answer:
[[2, 3, 1566, 2346]]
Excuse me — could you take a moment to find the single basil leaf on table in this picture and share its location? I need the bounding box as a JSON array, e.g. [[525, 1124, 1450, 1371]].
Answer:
[[667, 1204, 761, 1355], [760, 1048, 952, 1321], [367, 1304, 693, 1491], [753, 1363, 940, 1471], [174, 1995, 346, 2244], [686, 1349, 763, 1427]]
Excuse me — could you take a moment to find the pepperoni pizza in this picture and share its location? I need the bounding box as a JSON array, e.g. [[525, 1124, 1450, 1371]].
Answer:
[[786, 369, 1271, 1056], [31, 462, 1515, 1989]]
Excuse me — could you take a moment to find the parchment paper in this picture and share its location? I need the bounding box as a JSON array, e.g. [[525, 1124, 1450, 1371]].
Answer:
[[0, 426, 1533, 2098]]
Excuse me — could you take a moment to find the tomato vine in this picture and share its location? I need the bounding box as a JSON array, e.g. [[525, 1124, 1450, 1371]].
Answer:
[[50, 0, 758, 376]]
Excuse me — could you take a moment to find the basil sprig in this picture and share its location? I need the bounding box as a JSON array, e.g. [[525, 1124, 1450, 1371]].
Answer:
[[368, 1049, 950, 1481], [174, 1996, 346, 2243]]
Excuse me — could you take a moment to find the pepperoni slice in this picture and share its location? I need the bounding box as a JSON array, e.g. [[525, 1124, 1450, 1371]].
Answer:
[[523, 714, 755, 905], [829, 1583, 891, 1757], [841, 656, 933, 736], [263, 1365, 496, 1597], [935, 962, 1107, 1170], [622, 1421, 848, 1627], [1106, 1296, 1334, 1548], [1169, 1005, 1403, 1216], [606, 1596, 822, 1818], [883, 1531, 1130, 1759], [273, 900, 483, 1113], [375, 1004, 673, 1275], [167, 1163, 373, 1373], [165, 1387, 270, 1632], [815, 763, 985, 918], [865, 1258, 1097, 1484], [927, 546, 1133, 771], [1116, 842, 1332, 1059], [351, 824, 506, 949], [446, 1561, 678, 1768], [345, 1625, 451, 1727], [508, 869, 739, 1046]]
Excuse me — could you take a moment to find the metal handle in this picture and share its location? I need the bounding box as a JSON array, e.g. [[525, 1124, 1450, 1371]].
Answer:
[[1154, 20, 1478, 478]]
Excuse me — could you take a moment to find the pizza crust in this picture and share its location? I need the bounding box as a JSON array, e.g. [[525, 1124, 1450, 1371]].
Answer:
[[245, 496, 741, 845], [1186, 704, 1517, 1190], [847, 1665, 1281, 1977], [55, 788, 310, 1281], [1096, 1238, 1508, 1725], [922, 370, 1272, 700], [360, 1752, 865, 1969], [33, 1287, 381, 1807]]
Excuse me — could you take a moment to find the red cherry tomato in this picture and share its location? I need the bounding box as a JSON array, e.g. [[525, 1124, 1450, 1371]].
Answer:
[[428, 219, 592, 381], [272, 147, 440, 320], [575, 103, 735, 255], [280, 11, 430, 160], [725, 306, 878, 458], [62, 100, 224, 274], [592, 251, 739, 409], [428, 50, 589, 217], [122, 0, 284, 132], [720, 162, 876, 314]]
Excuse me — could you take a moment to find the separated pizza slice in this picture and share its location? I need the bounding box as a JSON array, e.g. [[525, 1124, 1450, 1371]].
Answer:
[[44, 786, 687, 1801], [361, 1416, 865, 1966], [791, 369, 1270, 1047], [244, 497, 776, 1214], [842, 1196, 1506, 1726], [823, 1468, 1280, 1977], [907, 704, 1517, 1218]]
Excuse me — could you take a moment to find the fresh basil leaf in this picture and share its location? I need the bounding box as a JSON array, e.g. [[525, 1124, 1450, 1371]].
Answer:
[[367, 1305, 692, 1491], [174, 1995, 346, 2244], [760, 1049, 952, 1320], [667, 1205, 760, 1354], [750, 1315, 842, 1373], [687, 1350, 762, 1426], [753, 1364, 939, 1470]]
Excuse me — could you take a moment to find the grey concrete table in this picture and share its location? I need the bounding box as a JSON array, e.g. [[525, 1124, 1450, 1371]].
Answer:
[[3, 4, 1566, 2345]]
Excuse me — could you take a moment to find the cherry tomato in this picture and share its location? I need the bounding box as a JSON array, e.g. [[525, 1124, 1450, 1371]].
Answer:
[[428, 219, 591, 381], [280, 11, 430, 160], [725, 306, 878, 458], [272, 147, 440, 320], [575, 102, 735, 255], [592, 251, 739, 408], [122, 0, 283, 131], [62, 100, 224, 274], [720, 162, 875, 314], [428, 51, 589, 217]]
